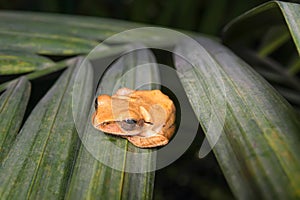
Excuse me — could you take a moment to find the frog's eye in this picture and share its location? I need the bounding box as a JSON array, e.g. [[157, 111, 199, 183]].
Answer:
[[94, 98, 98, 110], [119, 119, 138, 131], [124, 119, 137, 124]]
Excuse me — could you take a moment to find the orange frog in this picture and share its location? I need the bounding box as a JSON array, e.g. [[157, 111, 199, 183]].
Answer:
[[92, 88, 176, 148]]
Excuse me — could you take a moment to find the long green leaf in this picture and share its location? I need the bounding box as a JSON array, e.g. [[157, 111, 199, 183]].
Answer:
[[0, 77, 30, 161], [258, 25, 291, 57], [0, 11, 143, 41], [0, 57, 93, 199], [174, 36, 300, 199], [223, 1, 300, 55], [66, 46, 158, 200], [0, 50, 54, 75], [0, 58, 73, 93], [0, 30, 98, 55], [232, 48, 300, 112], [0, 11, 176, 45], [222, 0, 300, 112], [0, 44, 125, 93]]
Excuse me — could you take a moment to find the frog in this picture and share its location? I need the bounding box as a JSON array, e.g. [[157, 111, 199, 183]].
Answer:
[[91, 88, 176, 148]]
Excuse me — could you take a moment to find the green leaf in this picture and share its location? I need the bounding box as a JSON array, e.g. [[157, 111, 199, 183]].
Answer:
[[258, 25, 291, 57], [0, 50, 54, 75], [66, 47, 158, 200], [0, 44, 125, 93], [223, 1, 300, 55], [222, 0, 300, 112], [233, 49, 300, 112], [0, 58, 74, 93], [0, 77, 30, 161], [0, 58, 93, 199], [0, 11, 173, 45], [0, 11, 143, 41], [174, 36, 300, 199], [0, 30, 98, 55], [103, 27, 180, 46], [288, 57, 300, 75]]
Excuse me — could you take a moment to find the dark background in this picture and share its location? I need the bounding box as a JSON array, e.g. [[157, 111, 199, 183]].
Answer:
[[0, 0, 290, 199], [0, 0, 274, 36]]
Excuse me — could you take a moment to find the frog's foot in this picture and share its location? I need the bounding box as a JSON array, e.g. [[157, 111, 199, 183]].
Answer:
[[127, 134, 169, 148]]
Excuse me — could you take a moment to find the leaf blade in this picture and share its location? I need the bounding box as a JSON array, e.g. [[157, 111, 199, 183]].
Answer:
[[0, 58, 93, 199], [223, 1, 300, 55], [0, 50, 54, 75], [0, 30, 98, 55], [0, 77, 30, 161], [0, 10, 143, 41], [174, 36, 300, 199], [66, 46, 158, 200]]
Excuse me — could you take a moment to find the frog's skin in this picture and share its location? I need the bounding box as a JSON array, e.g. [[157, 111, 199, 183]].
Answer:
[[92, 88, 176, 148]]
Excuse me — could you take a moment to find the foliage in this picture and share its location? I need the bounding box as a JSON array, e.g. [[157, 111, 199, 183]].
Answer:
[[0, 1, 299, 199]]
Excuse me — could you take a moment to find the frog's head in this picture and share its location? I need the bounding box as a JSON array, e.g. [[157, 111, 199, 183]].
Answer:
[[92, 94, 162, 136]]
